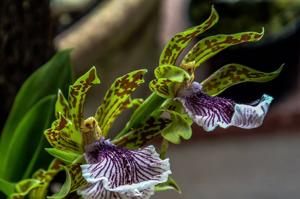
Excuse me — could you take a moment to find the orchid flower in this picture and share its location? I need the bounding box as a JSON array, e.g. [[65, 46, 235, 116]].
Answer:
[[150, 7, 283, 135], [43, 67, 171, 198]]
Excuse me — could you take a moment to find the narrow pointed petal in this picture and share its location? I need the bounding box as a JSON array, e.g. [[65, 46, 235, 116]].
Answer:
[[177, 82, 272, 131], [95, 69, 146, 136], [78, 138, 171, 198], [159, 6, 218, 65], [181, 30, 264, 67], [201, 63, 283, 96]]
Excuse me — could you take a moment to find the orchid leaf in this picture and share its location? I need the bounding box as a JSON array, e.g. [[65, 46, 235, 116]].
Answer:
[[45, 148, 80, 164], [1, 95, 56, 182], [149, 78, 181, 98], [44, 115, 81, 153], [181, 29, 264, 67], [154, 64, 191, 82], [201, 63, 284, 96], [0, 178, 15, 196], [155, 177, 181, 193], [159, 6, 219, 65], [113, 117, 171, 149], [161, 111, 192, 144], [49, 164, 86, 199], [95, 69, 147, 136], [68, 66, 100, 131], [0, 50, 72, 179]]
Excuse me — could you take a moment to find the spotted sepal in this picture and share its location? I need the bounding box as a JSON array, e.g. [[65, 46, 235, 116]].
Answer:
[[55, 90, 70, 119], [154, 64, 191, 82], [181, 29, 264, 67], [44, 114, 82, 153], [11, 159, 63, 199], [112, 117, 171, 149], [201, 63, 283, 96], [149, 78, 181, 98], [159, 6, 219, 65], [68, 67, 100, 131], [95, 69, 147, 136], [48, 163, 87, 199]]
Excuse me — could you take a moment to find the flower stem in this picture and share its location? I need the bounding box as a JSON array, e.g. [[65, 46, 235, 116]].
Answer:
[[115, 93, 165, 138]]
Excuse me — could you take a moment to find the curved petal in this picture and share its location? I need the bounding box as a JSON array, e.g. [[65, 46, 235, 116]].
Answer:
[[78, 138, 171, 199], [176, 82, 273, 131]]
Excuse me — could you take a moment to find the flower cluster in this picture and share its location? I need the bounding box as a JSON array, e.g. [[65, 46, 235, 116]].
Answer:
[[14, 6, 282, 199]]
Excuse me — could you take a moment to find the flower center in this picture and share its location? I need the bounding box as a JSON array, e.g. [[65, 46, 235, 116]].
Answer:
[[81, 117, 102, 148]]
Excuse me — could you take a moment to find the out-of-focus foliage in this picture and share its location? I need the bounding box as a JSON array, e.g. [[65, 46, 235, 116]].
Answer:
[[0, 50, 72, 195]]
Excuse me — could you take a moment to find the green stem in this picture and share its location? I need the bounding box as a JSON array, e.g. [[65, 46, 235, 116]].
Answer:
[[115, 93, 165, 138]]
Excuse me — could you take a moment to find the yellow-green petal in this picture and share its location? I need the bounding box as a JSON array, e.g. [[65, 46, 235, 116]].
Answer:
[[55, 90, 70, 119], [154, 64, 191, 81], [95, 69, 147, 136], [44, 115, 82, 152], [149, 78, 181, 98], [159, 6, 219, 65], [181, 29, 264, 67], [68, 67, 100, 130], [201, 63, 284, 96]]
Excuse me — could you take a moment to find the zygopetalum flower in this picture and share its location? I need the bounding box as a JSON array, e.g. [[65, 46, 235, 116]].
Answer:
[[79, 118, 170, 199], [150, 6, 283, 134], [43, 67, 171, 198]]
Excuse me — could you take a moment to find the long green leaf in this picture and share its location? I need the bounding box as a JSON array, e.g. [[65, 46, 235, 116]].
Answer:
[[159, 6, 218, 65], [1, 95, 56, 181], [0, 50, 72, 178], [181, 30, 264, 67], [201, 63, 284, 96], [0, 178, 15, 196]]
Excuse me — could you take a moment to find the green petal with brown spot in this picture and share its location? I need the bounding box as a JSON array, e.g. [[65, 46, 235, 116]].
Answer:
[[10, 179, 41, 199], [55, 90, 70, 119], [201, 63, 284, 96], [159, 6, 219, 65], [44, 115, 82, 153], [181, 29, 264, 67], [154, 64, 191, 82], [49, 163, 86, 199], [95, 69, 147, 136], [68, 66, 100, 131], [149, 78, 181, 98], [112, 117, 171, 149]]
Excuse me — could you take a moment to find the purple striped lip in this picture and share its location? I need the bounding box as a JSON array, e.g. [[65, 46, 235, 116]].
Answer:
[[78, 138, 171, 198], [176, 82, 273, 131]]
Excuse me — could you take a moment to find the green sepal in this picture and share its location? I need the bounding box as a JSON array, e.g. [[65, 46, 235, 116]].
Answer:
[[159, 6, 219, 65], [44, 114, 81, 153], [149, 78, 181, 98], [113, 117, 171, 149], [161, 110, 192, 144], [48, 164, 86, 199], [68, 66, 100, 131], [55, 90, 70, 119], [201, 63, 284, 96], [10, 179, 42, 199], [181, 29, 264, 67], [45, 148, 81, 164], [95, 69, 147, 136], [155, 177, 181, 193], [154, 64, 191, 82]]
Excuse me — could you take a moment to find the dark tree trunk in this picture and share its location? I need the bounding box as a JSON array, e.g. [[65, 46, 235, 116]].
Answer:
[[0, 0, 55, 131]]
